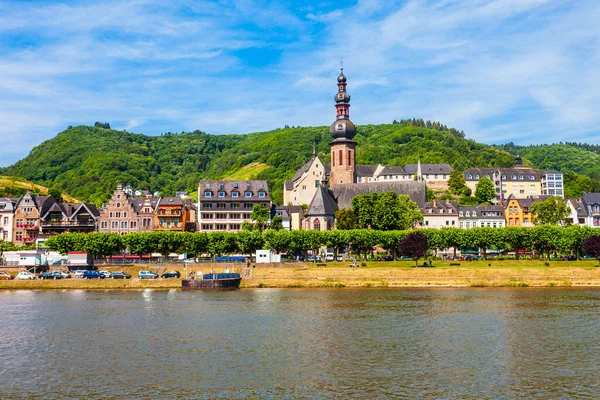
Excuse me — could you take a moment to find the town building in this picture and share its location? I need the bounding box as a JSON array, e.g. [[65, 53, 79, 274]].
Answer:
[[504, 195, 535, 227], [98, 185, 157, 234], [418, 200, 458, 229], [458, 205, 505, 229], [154, 197, 194, 232], [565, 198, 588, 227], [403, 163, 452, 191], [0, 198, 17, 242], [12, 193, 51, 245], [197, 180, 271, 232], [283, 68, 427, 230], [464, 156, 564, 203], [581, 193, 600, 227], [38, 202, 99, 239], [273, 205, 304, 231]]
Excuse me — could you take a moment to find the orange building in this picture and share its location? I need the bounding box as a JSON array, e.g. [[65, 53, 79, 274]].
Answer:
[[153, 197, 193, 231]]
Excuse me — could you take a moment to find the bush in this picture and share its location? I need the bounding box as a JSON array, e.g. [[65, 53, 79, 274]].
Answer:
[[360, 262, 367, 267]]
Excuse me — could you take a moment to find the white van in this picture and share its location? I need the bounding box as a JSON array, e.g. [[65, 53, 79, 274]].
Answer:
[[325, 253, 335, 262]]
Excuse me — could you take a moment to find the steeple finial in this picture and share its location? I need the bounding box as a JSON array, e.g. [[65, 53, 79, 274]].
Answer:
[[417, 157, 422, 181], [312, 139, 317, 159]]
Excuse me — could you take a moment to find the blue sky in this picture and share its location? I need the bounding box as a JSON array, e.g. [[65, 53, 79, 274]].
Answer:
[[0, 0, 598, 167]]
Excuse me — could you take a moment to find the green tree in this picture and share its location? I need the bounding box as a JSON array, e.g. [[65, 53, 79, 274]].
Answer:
[[530, 196, 571, 225], [475, 176, 495, 204], [448, 170, 467, 195], [270, 215, 283, 231], [207, 232, 237, 257], [182, 232, 209, 258], [237, 231, 265, 255], [335, 208, 358, 230], [264, 230, 291, 254], [250, 204, 270, 232]]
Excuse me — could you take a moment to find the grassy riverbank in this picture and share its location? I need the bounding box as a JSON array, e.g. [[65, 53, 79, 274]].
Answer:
[[1, 260, 600, 289]]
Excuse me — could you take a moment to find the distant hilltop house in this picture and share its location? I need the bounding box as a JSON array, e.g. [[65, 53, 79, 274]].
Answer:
[[197, 180, 271, 232], [283, 67, 429, 230], [98, 185, 196, 234], [463, 156, 564, 203]]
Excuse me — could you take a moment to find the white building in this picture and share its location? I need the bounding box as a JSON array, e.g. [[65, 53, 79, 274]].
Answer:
[[458, 205, 505, 229], [0, 198, 17, 242]]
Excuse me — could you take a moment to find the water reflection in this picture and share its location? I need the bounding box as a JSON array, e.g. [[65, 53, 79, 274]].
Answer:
[[0, 288, 599, 398]]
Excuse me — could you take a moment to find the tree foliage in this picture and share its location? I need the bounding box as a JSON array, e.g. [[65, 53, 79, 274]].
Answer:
[[530, 196, 571, 226], [399, 232, 428, 267], [475, 176, 495, 204]]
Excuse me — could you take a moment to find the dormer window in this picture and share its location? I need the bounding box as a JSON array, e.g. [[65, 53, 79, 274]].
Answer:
[[468, 174, 473, 179], [501, 175, 506, 179], [473, 212, 477, 217], [232, 192, 239, 198], [219, 184, 224, 189], [475, 175, 480, 179], [245, 192, 252, 198], [246, 184, 251, 189], [512, 175, 517, 180], [218, 192, 225, 198], [577, 208, 582, 214], [233, 183, 238, 189], [530, 175, 535, 180], [204, 192, 212, 198], [459, 211, 463, 217], [466, 211, 470, 217], [258, 184, 263, 189], [519, 175, 524, 180], [259, 192, 265, 198]]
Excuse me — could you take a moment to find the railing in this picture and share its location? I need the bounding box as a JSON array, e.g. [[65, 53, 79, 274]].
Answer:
[[40, 221, 96, 227]]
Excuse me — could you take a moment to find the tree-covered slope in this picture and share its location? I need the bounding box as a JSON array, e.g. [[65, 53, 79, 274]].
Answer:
[[2, 122, 598, 205]]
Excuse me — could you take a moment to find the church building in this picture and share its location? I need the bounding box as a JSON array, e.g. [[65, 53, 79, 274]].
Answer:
[[284, 67, 427, 230]]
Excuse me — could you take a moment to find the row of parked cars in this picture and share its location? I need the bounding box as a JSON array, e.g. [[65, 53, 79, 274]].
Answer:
[[0, 270, 182, 280]]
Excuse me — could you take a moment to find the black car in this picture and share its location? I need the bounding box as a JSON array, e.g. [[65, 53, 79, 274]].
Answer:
[[109, 271, 132, 279], [161, 270, 181, 278]]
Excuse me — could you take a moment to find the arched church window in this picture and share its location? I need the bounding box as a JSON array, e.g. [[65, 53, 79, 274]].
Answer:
[[314, 218, 321, 230]]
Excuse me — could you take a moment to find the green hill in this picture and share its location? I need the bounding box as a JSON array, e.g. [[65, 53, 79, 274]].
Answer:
[[1, 122, 598, 205]]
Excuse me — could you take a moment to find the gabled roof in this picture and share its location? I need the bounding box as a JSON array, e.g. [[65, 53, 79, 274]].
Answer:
[[331, 180, 427, 209], [582, 192, 600, 206], [404, 163, 453, 175], [380, 166, 406, 175], [284, 180, 294, 191], [568, 198, 588, 217], [355, 164, 378, 178], [128, 197, 159, 213], [464, 167, 541, 181], [422, 200, 458, 215], [305, 186, 339, 217], [157, 197, 184, 207], [458, 205, 504, 219]]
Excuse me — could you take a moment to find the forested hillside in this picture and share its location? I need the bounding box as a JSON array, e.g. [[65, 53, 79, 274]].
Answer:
[[2, 122, 598, 205]]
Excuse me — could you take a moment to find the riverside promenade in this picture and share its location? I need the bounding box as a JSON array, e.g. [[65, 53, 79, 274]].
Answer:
[[1, 260, 600, 289]]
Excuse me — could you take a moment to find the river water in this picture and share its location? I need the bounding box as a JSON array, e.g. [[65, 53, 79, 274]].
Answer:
[[1, 288, 599, 399]]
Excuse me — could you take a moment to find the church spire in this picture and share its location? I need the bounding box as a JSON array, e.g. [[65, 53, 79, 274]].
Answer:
[[329, 67, 356, 142], [311, 139, 317, 159], [417, 157, 422, 181]]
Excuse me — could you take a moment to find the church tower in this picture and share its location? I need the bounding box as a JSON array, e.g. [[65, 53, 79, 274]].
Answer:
[[329, 67, 357, 186]]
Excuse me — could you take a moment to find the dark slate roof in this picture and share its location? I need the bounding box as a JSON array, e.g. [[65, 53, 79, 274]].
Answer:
[[331, 181, 427, 209], [128, 197, 159, 213], [183, 199, 197, 211], [458, 205, 504, 219], [380, 166, 406, 175], [306, 186, 339, 216], [158, 197, 184, 207], [199, 180, 271, 202], [355, 164, 378, 178], [291, 158, 315, 182], [582, 192, 600, 206], [404, 164, 453, 175], [464, 167, 541, 181], [568, 199, 588, 217], [284, 180, 294, 191], [422, 200, 458, 215]]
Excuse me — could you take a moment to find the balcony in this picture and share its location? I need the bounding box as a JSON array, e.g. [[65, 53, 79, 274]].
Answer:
[[41, 221, 96, 228]]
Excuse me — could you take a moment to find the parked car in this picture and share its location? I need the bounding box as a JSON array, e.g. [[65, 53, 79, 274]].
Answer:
[[82, 270, 104, 279], [55, 270, 71, 279], [99, 271, 111, 278], [16, 271, 36, 280], [325, 253, 335, 262], [0, 271, 14, 280], [336, 255, 344, 261], [74, 270, 86, 279], [161, 270, 181, 278], [463, 255, 480, 261], [109, 271, 131, 279], [40, 271, 61, 280], [138, 270, 159, 279]]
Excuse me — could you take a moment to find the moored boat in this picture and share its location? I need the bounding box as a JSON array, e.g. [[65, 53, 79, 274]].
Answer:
[[181, 273, 242, 290]]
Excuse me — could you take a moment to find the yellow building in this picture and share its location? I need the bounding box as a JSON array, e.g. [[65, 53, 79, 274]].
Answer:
[[504, 196, 534, 227]]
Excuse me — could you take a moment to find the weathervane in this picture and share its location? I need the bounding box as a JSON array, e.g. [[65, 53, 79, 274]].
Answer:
[[340, 56, 343, 69]]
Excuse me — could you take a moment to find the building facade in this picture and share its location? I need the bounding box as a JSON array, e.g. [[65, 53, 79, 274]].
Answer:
[[504, 196, 535, 227], [98, 185, 157, 234], [581, 193, 600, 227], [458, 205, 505, 229], [464, 156, 563, 202], [0, 198, 16, 242], [154, 197, 193, 232], [197, 180, 271, 232], [419, 200, 458, 229]]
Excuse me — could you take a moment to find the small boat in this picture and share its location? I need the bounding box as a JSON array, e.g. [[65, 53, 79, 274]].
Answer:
[[181, 273, 242, 290]]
